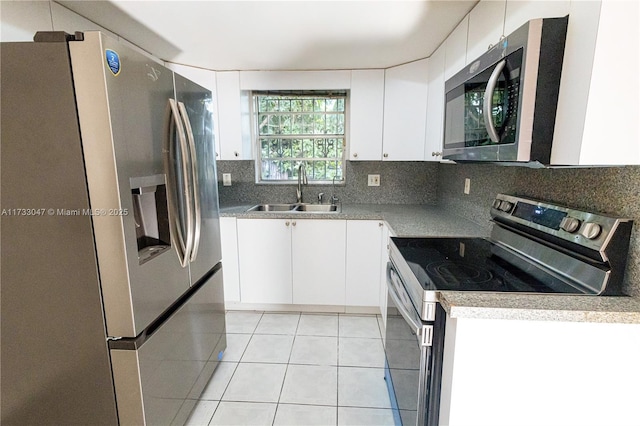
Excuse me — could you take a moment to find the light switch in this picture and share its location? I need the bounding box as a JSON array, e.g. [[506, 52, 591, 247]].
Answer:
[[223, 173, 232, 186]]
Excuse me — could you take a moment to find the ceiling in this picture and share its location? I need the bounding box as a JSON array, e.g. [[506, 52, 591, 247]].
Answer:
[[57, 1, 477, 71]]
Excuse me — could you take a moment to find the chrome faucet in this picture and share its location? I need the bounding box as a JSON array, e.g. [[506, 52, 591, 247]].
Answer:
[[330, 176, 340, 204], [296, 163, 308, 203]]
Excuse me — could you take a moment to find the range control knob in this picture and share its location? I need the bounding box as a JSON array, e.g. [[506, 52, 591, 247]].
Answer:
[[492, 199, 502, 209], [499, 200, 514, 213], [580, 222, 602, 240], [560, 217, 581, 233]]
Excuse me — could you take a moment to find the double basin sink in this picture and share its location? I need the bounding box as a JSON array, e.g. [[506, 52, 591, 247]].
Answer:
[[246, 203, 340, 213]]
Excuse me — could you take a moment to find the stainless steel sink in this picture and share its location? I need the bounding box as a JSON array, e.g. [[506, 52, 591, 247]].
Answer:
[[246, 203, 340, 213], [295, 204, 338, 212], [246, 204, 298, 212]]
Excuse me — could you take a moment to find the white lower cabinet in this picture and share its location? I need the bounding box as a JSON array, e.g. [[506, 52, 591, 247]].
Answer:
[[292, 220, 346, 305], [233, 218, 387, 310], [378, 224, 390, 327], [440, 316, 640, 425], [220, 217, 241, 302], [237, 219, 293, 304], [345, 221, 384, 307], [236, 218, 347, 306]]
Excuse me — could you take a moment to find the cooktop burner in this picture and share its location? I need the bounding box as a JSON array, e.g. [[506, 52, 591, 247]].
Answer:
[[391, 237, 584, 294], [425, 260, 494, 285]]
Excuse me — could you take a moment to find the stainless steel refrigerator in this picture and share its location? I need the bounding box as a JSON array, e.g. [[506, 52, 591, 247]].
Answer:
[[1, 31, 226, 425]]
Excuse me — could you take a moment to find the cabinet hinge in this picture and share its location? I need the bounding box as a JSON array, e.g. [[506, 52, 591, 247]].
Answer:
[[421, 325, 433, 347]]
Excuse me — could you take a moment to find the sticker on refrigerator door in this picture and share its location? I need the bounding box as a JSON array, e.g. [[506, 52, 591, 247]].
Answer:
[[105, 49, 121, 76]]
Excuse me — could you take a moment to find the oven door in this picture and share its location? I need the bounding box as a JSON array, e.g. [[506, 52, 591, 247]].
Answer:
[[385, 262, 443, 426], [443, 48, 523, 161]]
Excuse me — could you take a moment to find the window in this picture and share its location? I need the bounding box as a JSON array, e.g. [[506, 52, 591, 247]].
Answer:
[[254, 91, 346, 183]]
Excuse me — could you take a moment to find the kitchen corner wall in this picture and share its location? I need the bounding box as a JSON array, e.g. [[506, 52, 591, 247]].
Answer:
[[217, 160, 439, 206], [437, 163, 640, 297]]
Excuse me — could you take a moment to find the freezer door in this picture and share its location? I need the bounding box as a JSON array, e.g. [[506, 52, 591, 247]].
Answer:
[[69, 32, 191, 338], [174, 73, 222, 285], [110, 267, 227, 425]]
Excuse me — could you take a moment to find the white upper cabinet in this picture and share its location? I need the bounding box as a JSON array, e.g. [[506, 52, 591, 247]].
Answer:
[[551, 0, 639, 165], [425, 43, 446, 161], [166, 63, 220, 158], [466, 0, 506, 65], [349, 70, 385, 161], [382, 58, 429, 161], [444, 16, 469, 81], [239, 70, 351, 90], [504, 0, 570, 36], [215, 71, 250, 160]]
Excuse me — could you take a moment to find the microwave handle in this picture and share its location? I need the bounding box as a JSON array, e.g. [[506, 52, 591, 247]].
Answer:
[[483, 59, 506, 143]]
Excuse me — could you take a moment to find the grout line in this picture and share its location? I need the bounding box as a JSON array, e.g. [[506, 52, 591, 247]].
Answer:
[[211, 311, 394, 425]]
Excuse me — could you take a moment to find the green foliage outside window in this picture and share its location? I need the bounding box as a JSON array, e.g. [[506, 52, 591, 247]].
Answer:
[[255, 93, 345, 182]]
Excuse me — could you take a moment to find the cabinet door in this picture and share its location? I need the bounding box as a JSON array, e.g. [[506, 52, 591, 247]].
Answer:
[[552, 0, 639, 165], [345, 221, 383, 307], [504, 0, 570, 36], [378, 223, 390, 327], [466, 0, 506, 65], [382, 59, 429, 161], [216, 71, 245, 160], [237, 219, 292, 304], [292, 220, 346, 306], [220, 217, 240, 302], [349, 70, 384, 161], [444, 16, 469, 81], [425, 44, 446, 161]]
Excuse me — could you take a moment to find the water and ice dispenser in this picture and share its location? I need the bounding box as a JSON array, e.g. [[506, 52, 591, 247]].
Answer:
[[130, 174, 171, 264]]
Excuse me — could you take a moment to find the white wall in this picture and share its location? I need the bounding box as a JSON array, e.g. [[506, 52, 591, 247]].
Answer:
[[0, 1, 161, 64]]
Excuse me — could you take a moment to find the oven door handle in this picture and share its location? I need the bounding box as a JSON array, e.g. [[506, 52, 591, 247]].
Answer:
[[483, 59, 506, 143], [386, 262, 425, 339]]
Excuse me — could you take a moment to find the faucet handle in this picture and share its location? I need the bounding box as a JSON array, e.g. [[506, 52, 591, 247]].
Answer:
[[318, 192, 324, 204]]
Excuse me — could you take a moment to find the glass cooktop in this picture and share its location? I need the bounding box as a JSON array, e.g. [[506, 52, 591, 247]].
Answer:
[[391, 237, 585, 294]]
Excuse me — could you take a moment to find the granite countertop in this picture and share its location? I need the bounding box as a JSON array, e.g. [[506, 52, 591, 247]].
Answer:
[[439, 292, 640, 324], [220, 203, 640, 324], [220, 203, 487, 237]]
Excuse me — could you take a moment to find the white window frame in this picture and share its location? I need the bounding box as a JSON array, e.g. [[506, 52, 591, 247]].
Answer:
[[252, 91, 347, 184]]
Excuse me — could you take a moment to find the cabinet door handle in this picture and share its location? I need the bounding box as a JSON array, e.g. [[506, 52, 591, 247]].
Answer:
[[234, 151, 239, 157], [292, 221, 297, 226], [285, 221, 290, 227], [383, 153, 389, 158], [353, 152, 358, 158], [432, 151, 442, 157]]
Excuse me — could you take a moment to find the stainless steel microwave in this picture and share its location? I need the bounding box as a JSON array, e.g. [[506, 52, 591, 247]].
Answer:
[[443, 16, 568, 165]]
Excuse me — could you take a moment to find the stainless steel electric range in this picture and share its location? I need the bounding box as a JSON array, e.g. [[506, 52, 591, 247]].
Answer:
[[384, 194, 633, 426]]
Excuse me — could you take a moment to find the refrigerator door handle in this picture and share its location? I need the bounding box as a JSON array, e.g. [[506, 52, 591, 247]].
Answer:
[[164, 98, 194, 267], [177, 101, 202, 263]]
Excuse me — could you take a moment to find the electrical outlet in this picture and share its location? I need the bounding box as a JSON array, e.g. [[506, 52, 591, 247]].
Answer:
[[368, 174, 380, 187], [223, 173, 232, 186], [464, 178, 471, 194]]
